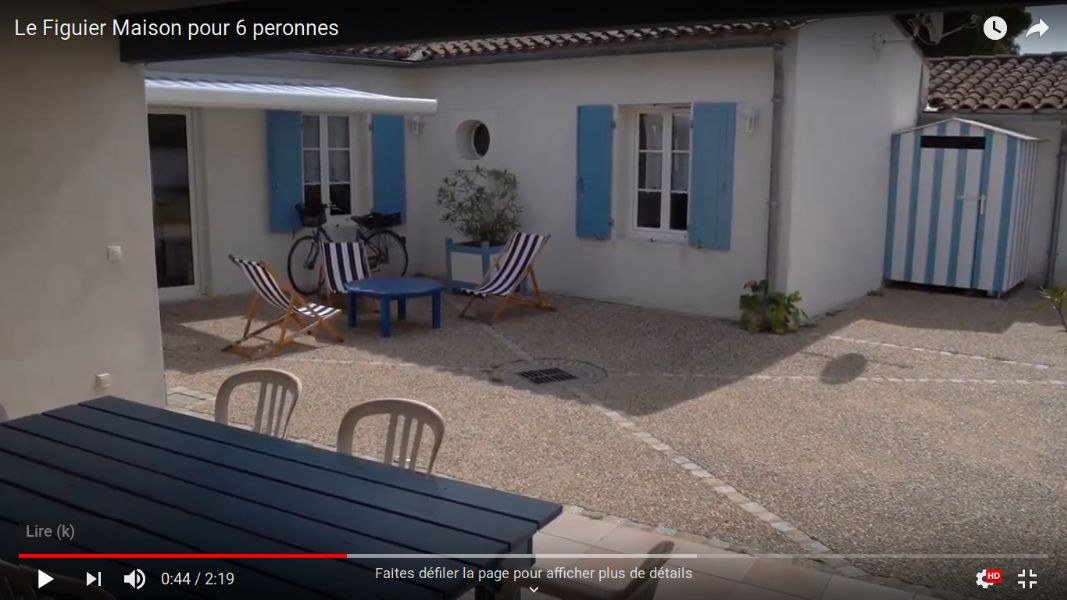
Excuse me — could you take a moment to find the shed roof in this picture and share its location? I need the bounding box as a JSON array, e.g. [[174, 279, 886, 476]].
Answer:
[[897, 117, 1040, 141], [927, 53, 1067, 113]]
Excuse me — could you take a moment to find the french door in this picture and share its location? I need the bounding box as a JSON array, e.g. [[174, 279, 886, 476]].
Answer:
[[147, 110, 201, 301]]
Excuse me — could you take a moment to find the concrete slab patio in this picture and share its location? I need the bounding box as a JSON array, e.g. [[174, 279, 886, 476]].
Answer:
[[161, 286, 1066, 600]]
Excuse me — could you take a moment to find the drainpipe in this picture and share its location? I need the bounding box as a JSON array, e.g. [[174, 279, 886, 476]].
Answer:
[[765, 42, 785, 292], [1046, 120, 1067, 287]]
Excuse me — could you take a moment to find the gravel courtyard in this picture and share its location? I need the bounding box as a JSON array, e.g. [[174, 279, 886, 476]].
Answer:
[[161, 287, 1066, 599]]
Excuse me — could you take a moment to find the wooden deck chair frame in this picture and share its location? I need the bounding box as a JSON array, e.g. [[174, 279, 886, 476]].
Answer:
[[224, 256, 343, 360], [459, 234, 556, 321]]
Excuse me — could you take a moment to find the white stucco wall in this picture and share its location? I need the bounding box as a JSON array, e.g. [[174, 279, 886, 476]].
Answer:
[[409, 49, 776, 317], [781, 18, 924, 314], [917, 115, 1066, 286], [150, 57, 422, 295], [155, 17, 926, 319], [158, 50, 775, 317], [0, 1, 166, 419]]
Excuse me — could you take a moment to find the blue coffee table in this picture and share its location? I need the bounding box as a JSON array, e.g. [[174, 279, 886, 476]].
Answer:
[[345, 277, 443, 337]]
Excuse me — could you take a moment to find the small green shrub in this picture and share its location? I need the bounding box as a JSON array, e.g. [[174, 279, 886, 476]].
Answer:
[[739, 279, 808, 334], [1033, 284, 1067, 333], [436, 166, 521, 245]]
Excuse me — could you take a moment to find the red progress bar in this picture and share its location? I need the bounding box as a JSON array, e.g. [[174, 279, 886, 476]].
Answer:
[[19, 553, 347, 559]]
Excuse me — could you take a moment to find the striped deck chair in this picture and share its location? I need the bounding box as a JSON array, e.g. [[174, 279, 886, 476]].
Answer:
[[321, 241, 372, 304], [224, 255, 343, 359], [459, 232, 555, 321]]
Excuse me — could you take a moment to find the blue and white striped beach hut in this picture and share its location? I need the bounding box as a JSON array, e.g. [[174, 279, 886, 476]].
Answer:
[[884, 118, 1040, 295]]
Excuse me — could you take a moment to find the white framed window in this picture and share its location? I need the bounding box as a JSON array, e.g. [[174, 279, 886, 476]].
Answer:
[[634, 109, 690, 238], [301, 114, 354, 216]]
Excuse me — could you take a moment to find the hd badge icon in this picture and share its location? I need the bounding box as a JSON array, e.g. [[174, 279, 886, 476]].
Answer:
[[976, 568, 1003, 589]]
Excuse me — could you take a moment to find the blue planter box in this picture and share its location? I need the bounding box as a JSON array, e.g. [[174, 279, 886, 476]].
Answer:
[[445, 238, 506, 293]]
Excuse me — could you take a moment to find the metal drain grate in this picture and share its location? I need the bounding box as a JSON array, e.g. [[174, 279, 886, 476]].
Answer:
[[494, 359, 606, 387], [516, 367, 578, 385]]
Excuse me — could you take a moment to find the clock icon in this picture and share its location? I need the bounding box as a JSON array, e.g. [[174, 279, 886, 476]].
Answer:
[[983, 16, 1008, 41]]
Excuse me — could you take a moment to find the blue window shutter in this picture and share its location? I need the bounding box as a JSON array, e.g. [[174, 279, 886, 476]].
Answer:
[[266, 110, 302, 233], [576, 105, 614, 239], [371, 115, 407, 221], [689, 103, 736, 250]]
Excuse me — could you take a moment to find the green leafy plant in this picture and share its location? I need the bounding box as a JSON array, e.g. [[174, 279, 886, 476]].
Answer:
[[739, 279, 808, 334], [437, 166, 521, 245], [1032, 285, 1067, 332]]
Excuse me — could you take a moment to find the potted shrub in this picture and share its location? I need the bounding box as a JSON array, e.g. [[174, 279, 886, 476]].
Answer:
[[739, 279, 808, 334], [437, 166, 522, 291], [1032, 284, 1067, 333]]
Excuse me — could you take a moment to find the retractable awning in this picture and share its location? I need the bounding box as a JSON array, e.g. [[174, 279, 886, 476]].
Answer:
[[144, 76, 437, 115]]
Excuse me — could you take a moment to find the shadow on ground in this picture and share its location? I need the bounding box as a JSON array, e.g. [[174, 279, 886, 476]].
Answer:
[[160, 283, 1067, 600], [161, 284, 1064, 417]]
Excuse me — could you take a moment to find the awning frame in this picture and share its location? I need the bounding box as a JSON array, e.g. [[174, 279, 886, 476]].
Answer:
[[144, 73, 437, 115]]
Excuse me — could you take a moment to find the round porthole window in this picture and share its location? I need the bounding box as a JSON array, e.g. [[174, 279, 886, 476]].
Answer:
[[456, 120, 491, 159]]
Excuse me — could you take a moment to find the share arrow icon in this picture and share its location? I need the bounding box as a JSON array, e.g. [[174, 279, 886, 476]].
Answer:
[[1026, 19, 1050, 38]]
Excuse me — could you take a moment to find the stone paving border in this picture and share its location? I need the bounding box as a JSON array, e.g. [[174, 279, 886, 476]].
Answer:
[[827, 334, 1057, 371], [169, 296, 989, 599], [167, 382, 960, 598], [588, 396, 838, 556], [609, 370, 1067, 387], [457, 317, 863, 571], [458, 308, 977, 599]]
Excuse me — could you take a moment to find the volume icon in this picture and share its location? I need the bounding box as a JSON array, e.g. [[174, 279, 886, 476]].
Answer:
[[123, 568, 145, 589]]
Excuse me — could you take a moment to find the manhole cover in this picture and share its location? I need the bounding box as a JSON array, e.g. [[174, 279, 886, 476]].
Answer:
[[493, 359, 607, 388], [517, 367, 578, 385]]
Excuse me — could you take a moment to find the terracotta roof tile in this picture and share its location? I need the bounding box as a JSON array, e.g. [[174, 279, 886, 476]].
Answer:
[[928, 54, 1067, 112], [308, 21, 807, 64]]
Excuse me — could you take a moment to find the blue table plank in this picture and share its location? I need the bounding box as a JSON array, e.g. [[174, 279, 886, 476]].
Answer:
[[88, 398, 561, 527], [1, 397, 561, 600], [47, 404, 535, 553], [0, 519, 204, 600], [0, 482, 299, 600], [0, 429, 439, 600], [27, 409, 509, 561]]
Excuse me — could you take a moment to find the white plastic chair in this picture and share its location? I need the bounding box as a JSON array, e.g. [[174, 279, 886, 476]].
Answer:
[[336, 398, 445, 473], [215, 369, 302, 438]]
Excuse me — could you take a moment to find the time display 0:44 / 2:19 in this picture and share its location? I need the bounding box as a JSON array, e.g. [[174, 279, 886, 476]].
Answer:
[[160, 572, 236, 586]]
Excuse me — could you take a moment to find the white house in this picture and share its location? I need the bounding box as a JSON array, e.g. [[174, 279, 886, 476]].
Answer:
[[923, 53, 1067, 286], [145, 16, 925, 319]]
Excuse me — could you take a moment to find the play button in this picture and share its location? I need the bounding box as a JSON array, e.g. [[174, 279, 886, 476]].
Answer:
[[37, 570, 53, 589]]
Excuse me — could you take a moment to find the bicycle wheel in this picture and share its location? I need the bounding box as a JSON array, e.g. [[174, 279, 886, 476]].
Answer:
[[364, 230, 408, 278], [287, 235, 323, 295]]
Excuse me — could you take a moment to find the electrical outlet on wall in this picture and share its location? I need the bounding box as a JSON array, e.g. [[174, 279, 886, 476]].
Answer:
[[95, 373, 112, 389], [107, 246, 123, 262]]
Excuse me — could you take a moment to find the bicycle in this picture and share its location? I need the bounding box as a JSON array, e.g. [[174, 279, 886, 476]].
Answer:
[[287, 203, 409, 295]]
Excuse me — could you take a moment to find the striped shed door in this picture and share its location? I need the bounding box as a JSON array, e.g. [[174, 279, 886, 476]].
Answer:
[[886, 120, 985, 289], [886, 119, 1038, 293]]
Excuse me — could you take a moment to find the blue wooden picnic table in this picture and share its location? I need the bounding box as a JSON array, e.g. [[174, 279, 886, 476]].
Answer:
[[0, 397, 561, 599], [346, 277, 444, 337]]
